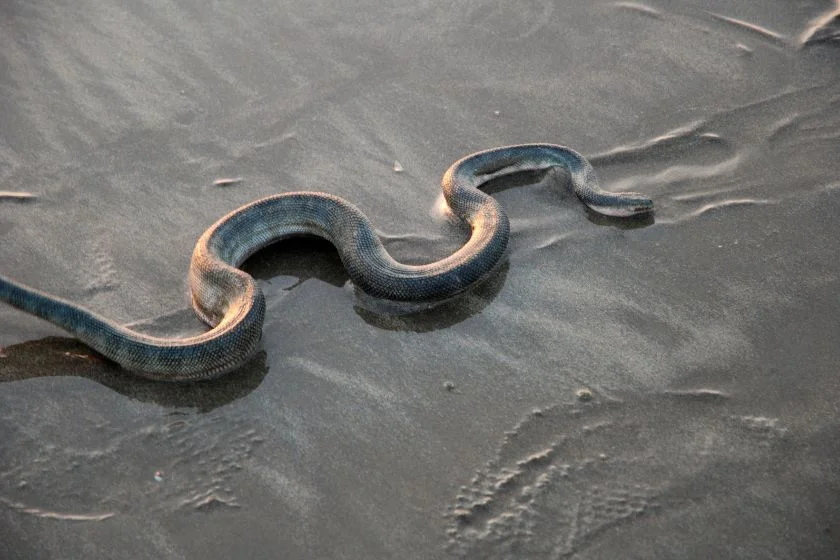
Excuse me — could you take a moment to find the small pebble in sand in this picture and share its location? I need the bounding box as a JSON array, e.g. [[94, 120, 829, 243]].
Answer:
[[154, 470, 164, 482], [493, 110, 500, 116], [213, 177, 244, 187], [443, 380, 456, 392], [576, 388, 593, 402], [393, 160, 404, 173]]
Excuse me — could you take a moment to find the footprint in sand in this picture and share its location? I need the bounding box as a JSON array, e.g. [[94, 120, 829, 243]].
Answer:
[[444, 390, 787, 558], [0, 411, 264, 521]]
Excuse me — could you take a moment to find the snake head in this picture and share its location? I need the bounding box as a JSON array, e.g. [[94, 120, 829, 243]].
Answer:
[[589, 193, 655, 217], [623, 194, 655, 216]]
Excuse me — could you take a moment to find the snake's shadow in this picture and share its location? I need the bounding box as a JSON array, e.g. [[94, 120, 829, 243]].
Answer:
[[352, 263, 509, 332], [0, 337, 269, 412], [244, 233, 510, 333]]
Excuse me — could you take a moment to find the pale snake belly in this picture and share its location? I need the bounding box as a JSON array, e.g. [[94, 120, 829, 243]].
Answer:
[[0, 144, 653, 381]]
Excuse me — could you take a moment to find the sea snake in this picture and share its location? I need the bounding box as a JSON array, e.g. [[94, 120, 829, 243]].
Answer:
[[0, 144, 653, 381]]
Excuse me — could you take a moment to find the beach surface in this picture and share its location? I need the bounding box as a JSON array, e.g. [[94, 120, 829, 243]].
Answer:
[[1, 0, 839, 558]]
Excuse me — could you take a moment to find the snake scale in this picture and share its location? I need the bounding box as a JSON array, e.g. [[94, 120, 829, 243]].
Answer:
[[0, 144, 653, 381]]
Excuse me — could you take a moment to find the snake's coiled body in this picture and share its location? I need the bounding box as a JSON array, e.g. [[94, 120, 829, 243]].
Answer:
[[0, 144, 653, 381]]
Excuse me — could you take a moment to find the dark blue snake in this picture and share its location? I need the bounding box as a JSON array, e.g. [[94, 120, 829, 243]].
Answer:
[[0, 145, 653, 381]]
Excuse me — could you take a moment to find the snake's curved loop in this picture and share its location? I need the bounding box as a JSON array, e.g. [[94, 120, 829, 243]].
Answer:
[[0, 144, 653, 381]]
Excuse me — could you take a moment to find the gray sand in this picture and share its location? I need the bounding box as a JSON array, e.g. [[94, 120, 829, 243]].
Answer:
[[1, 1, 839, 558]]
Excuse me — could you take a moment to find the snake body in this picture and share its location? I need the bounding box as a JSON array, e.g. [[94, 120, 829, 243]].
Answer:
[[0, 144, 653, 381]]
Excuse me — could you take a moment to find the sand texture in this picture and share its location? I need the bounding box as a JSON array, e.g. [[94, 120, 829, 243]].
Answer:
[[1, 0, 839, 558]]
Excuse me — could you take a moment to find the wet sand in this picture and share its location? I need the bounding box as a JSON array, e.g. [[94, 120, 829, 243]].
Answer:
[[1, 1, 839, 558]]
